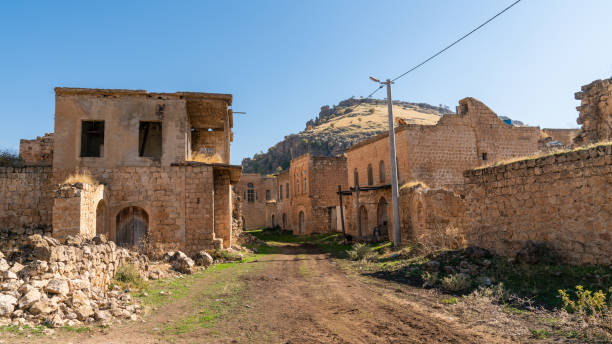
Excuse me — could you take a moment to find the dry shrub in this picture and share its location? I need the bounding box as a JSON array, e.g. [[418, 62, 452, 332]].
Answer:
[[347, 243, 377, 261], [189, 151, 223, 164], [0, 149, 22, 167], [400, 181, 429, 190], [416, 225, 467, 255], [441, 274, 472, 292], [63, 172, 98, 185]]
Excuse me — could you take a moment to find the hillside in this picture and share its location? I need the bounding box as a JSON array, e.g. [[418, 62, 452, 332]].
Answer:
[[241, 98, 454, 174]]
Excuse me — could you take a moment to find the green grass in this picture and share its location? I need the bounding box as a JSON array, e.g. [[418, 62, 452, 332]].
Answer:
[[530, 329, 552, 339], [0, 324, 48, 336], [250, 229, 353, 257], [441, 297, 458, 305], [162, 258, 261, 336]]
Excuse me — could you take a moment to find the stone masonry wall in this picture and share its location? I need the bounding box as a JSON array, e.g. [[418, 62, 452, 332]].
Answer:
[[52, 183, 105, 240], [574, 77, 612, 145], [0, 167, 54, 230], [463, 144, 612, 265], [399, 185, 466, 247], [19, 133, 54, 166]]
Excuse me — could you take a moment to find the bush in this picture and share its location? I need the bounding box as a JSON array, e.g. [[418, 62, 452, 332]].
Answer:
[[559, 286, 609, 317], [212, 249, 244, 262], [346, 243, 377, 261], [441, 273, 472, 292], [114, 264, 146, 290]]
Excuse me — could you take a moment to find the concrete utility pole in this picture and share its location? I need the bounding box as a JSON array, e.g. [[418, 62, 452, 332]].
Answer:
[[370, 77, 401, 246]]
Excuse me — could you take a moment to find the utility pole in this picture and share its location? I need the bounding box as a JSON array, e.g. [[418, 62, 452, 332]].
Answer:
[[370, 77, 401, 246]]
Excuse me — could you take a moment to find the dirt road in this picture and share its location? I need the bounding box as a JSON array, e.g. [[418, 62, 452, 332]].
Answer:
[[10, 244, 511, 343]]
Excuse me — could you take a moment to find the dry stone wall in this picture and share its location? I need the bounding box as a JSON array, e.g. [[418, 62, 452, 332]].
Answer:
[[463, 144, 612, 265], [0, 167, 54, 230], [0, 233, 148, 327]]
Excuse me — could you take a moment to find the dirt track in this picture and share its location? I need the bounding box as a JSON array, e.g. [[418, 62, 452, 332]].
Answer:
[[10, 244, 512, 343]]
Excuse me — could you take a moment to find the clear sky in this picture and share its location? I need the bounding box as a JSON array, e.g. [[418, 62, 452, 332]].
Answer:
[[1, 0, 611, 165]]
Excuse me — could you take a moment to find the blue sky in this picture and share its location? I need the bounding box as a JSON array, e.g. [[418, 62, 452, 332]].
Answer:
[[1, 0, 611, 165]]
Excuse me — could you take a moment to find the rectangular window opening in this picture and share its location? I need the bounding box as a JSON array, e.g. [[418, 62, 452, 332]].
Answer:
[[482, 152, 488, 161], [266, 189, 271, 201], [139, 121, 162, 159], [81, 121, 105, 157]]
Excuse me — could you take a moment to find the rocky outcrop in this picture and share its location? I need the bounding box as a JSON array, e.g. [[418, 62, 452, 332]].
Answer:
[[241, 98, 453, 174]]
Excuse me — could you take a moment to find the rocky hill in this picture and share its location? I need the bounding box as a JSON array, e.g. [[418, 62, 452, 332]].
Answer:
[[241, 98, 454, 174]]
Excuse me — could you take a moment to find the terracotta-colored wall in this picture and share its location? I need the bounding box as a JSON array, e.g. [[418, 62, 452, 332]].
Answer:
[[463, 144, 612, 265]]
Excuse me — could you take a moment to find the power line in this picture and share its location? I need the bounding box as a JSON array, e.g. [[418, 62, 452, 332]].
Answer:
[[368, 0, 523, 98]]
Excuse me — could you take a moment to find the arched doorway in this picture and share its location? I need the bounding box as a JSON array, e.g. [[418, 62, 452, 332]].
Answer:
[[115, 206, 149, 248], [377, 197, 388, 237], [359, 206, 368, 237], [95, 200, 108, 238], [282, 213, 287, 229], [298, 211, 305, 234], [271, 214, 275, 228]]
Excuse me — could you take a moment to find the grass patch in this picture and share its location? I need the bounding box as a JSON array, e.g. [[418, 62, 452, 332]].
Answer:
[[530, 329, 551, 339], [441, 297, 458, 305], [61, 325, 92, 333], [162, 258, 261, 336], [0, 324, 48, 336], [114, 264, 147, 290]]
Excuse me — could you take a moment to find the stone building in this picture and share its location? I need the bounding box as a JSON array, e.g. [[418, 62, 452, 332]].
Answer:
[[234, 173, 277, 230], [239, 153, 348, 235], [342, 97, 544, 240], [2, 87, 241, 255]]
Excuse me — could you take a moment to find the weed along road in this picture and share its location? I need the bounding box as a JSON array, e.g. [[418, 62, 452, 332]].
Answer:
[[10, 239, 508, 344]]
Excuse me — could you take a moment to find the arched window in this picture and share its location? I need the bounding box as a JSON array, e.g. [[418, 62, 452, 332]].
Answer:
[[379, 160, 385, 183], [279, 185, 283, 200], [353, 169, 359, 187], [367, 164, 373, 185], [247, 183, 255, 202], [303, 171, 307, 194]]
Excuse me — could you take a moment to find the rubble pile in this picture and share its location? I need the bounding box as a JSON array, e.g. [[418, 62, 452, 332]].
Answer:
[[0, 233, 148, 327]]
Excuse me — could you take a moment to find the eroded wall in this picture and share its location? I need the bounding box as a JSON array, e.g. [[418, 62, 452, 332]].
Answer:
[[235, 173, 277, 230], [19, 133, 54, 166], [0, 167, 54, 230], [346, 97, 541, 189], [463, 144, 612, 265], [574, 77, 612, 145]]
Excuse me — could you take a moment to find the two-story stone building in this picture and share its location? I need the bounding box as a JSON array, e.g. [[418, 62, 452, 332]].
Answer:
[[2, 87, 242, 255]]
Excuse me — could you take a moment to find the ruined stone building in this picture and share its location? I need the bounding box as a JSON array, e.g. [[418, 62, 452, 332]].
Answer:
[[234, 173, 277, 230], [1, 87, 241, 255], [342, 97, 550, 239], [239, 153, 348, 235], [574, 76, 612, 145]]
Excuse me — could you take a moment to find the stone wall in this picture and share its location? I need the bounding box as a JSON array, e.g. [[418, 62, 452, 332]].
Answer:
[[52, 183, 105, 240], [399, 185, 466, 247], [574, 77, 612, 145], [19, 133, 54, 166], [463, 144, 612, 265], [0, 167, 54, 230], [53, 165, 224, 255], [346, 97, 542, 189]]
